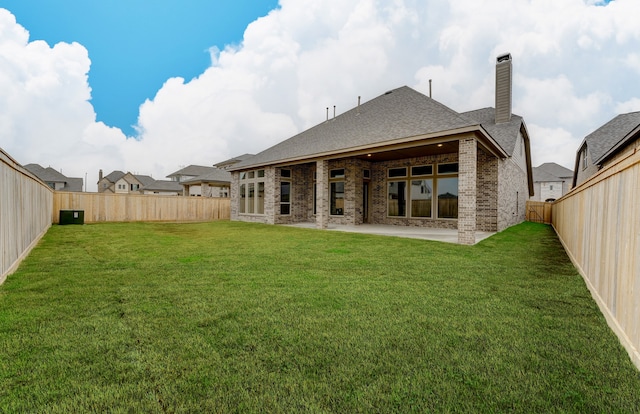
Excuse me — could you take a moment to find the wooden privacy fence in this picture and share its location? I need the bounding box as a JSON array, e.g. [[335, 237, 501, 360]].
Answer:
[[1, 149, 53, 283], [526, 201, 552, 224], [552, 148, 640, 370], [53, 192, 230, 224]]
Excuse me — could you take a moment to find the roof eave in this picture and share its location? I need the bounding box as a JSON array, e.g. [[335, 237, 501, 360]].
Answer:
[[229, 125, 509, 171]]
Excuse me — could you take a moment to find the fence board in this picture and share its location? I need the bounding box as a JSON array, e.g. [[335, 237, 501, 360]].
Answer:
[[1, 149, 53, 283], [552, 148, 640, 371], [52, 192, 230, 223]]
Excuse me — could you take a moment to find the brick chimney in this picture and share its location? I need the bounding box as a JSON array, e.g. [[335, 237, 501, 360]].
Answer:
[[99, 169, 103, 181], [495, 52, 512, 124]]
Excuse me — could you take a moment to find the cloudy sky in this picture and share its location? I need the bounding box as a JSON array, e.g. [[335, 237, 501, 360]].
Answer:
[[1, 0, 638, 191]]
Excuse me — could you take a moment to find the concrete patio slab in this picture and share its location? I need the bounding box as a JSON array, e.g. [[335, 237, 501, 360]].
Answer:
[[283, 223, 495, 244]]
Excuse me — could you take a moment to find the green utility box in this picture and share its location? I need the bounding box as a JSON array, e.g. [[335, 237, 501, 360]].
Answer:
[[59, 210, 84, 225]]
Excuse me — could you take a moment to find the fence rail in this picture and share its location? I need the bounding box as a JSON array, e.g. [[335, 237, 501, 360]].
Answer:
[[53, 192, 230, 223], [1, 149, 53, 283], [552, 148, 640, 370], [526, 201, 552, 224]]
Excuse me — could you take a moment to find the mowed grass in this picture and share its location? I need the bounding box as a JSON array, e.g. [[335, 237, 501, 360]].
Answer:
[[1, 221, 639, 413]]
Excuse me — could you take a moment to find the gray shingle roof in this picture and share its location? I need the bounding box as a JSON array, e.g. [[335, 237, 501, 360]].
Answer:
[[584, 111, 640, 165], [24, 163, 67, 182], [461, 108, 523, 156], [167, 165, 217, 178], [534, 162, 573, 181], [134, 174, 156, 187], [104, 170, 125, 183], [231, 86, 525, 170], [181, 169, 231, 185], [141, 180, 183, 192], [214, 154, 255, 168], [24, 163, 83, 191]]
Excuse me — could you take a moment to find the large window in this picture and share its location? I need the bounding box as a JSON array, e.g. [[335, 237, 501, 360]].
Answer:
[[329, 169, 345, 215], [388, 181, 406, 216], [280, 169, 291, 215], [387, 163, 458, 219], [410, 179, 432, 217], [330, 182, 344, 215], [239, 169, 265, 214]]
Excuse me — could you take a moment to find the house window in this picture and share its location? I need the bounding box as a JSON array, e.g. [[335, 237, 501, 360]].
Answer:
[[280, 181, 291, 215], [437, 177, 458, 219], [248, 183, 255, 213], [130, 184, 139, 191], [388, 167, 407, 178], [330, 168, 345, 179], [281, 169, 291, 178], [410, 179, 432, 217], [239, 170, 265, 215], [388, 181, 406, 216], [239, 184, 246, 213], [582, 147, 588, 170], [330, 182, 344, 215], [328, 169, 345, 215], [386, 163, 458, 219]]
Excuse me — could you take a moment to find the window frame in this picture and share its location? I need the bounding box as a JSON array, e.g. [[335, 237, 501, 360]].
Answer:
[[386, 162, 459, 219], [239, 169, 266, 215]]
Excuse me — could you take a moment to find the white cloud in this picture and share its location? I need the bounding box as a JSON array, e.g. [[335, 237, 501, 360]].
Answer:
[[1, 0, 639, 191]]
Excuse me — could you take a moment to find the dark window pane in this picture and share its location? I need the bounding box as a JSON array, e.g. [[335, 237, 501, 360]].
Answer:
[[411, 165, 433, 176], [330, 182, 344, 215], [437, 163, 459, 174], [388, 167, 407, 178], [388, 181, 406, 216], [280, 182, 290, 203], [281, 169, 291, 178], [330, 169, 345, 179], [257, 170, 265, 178], [280, 204, 290, 215]]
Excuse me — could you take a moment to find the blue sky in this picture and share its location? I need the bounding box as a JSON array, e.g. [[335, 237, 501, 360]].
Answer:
[[0, 0, 638, 190], [1, 0, 278, 135]]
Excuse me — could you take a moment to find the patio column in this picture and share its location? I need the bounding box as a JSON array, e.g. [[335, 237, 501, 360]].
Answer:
[[316, 160, 329, 229], [458, 137, 477, 245]]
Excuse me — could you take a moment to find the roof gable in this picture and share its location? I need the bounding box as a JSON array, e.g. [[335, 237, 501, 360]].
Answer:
[[585, 111, 640, 165], [104, 170, 125, 183], [461, 108, 524, 156]]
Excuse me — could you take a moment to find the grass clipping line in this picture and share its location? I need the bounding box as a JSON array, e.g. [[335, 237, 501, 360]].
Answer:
[[0, 221, 639, 412]]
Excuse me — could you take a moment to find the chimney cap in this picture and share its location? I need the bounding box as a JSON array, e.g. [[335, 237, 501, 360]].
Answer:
[[497, 53, 512, 63]]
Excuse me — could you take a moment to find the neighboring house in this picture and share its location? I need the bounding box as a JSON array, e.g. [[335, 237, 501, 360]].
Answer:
[[530, 162, 573, 202], [24, 164, 83, 192], [167, 165, 217, 183], [214, 154, 254, 170], [97, 170, 155, 194], [228, 53, 534, 245], [181, 169, 232, 197], [573, 111, 640, 187], [140, 180, 184, 196]]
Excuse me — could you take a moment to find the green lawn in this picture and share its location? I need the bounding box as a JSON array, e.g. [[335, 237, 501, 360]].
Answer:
[[1, 221, 639, 412]]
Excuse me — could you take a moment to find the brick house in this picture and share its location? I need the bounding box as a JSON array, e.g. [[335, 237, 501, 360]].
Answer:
[[229, 54, 533, 244], [572, 111, 640, 188], [97, 170, 155, 194], [530, 162, 573, 202]]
